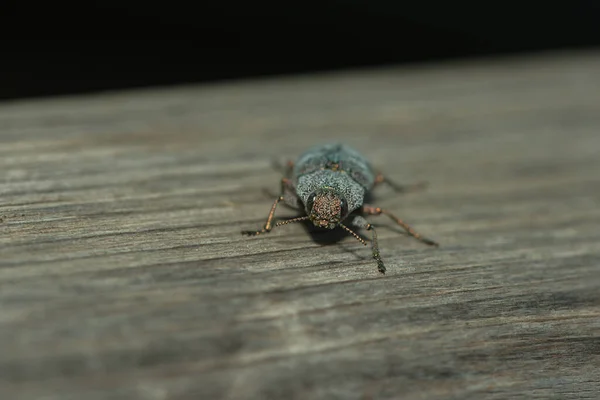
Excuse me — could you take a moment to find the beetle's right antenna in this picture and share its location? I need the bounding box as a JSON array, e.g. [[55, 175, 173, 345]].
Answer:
[[243, 215, 309, 236], [274, 216, 309, 227]]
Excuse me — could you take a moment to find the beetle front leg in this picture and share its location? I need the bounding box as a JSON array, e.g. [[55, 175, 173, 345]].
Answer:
[[349, 215, 386, 274], [243, 177, 302, 235]]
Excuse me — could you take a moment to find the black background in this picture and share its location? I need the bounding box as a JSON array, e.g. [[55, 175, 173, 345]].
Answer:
[[2, 1, 599, 101]]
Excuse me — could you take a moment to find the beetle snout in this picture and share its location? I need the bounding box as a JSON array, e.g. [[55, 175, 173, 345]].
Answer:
[[310, 217, 334, 229]]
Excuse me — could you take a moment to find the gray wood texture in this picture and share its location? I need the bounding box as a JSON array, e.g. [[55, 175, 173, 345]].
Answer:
[[1, 50, 599, 400]]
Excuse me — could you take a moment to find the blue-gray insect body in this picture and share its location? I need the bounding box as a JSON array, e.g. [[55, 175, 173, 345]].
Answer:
[[294, 144, 375, 219], [243, 143, 438, 274]]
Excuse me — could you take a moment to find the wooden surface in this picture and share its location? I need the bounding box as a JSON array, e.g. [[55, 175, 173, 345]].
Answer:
[[1, 51, 599, 400]]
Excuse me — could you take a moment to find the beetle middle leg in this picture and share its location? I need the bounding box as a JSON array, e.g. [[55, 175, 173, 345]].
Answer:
[[362, 205, 438, 246], [243, 177, 304, 235], [374, 172, 428, 194], [271, 159, 295, 178]]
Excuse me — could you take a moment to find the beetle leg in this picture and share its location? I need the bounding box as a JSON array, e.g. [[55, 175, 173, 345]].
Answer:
[[347, 215, 386, 274], [271, 159, 295, 177], [374, 172, 428, 194], [284, 160, 294, 178], [243, 177, 303, 235], [362, 205, 438, 246], [281, 177, 302, 209]]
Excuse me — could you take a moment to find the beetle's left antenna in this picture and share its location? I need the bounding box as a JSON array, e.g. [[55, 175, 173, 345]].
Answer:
[[243, 216, 309, 236], [339, 223, 367, 245]]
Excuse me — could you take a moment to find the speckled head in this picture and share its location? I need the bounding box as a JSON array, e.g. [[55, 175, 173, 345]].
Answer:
[[305, 188, 349, 229]]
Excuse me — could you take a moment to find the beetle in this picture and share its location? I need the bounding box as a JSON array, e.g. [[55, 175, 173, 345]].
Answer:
[[242, 143, 438, 274]]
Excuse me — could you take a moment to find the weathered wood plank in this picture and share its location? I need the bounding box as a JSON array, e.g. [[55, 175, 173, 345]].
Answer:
[[1, 51, 599, 399]]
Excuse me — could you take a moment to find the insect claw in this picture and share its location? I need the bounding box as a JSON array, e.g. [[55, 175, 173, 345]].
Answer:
[[241, 230, 264, 236], [422, 237, 439, 246]]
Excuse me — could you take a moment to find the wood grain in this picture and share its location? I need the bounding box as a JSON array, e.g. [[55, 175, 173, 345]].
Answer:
[[1, 50, 599, 400]]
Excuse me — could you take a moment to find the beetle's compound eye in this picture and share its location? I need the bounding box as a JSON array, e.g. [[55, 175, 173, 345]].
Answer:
[[339, 197, 349, 220], [306, 191, 317, 214]]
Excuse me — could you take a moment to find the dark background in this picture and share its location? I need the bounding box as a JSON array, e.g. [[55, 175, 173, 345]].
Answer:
[[2, 1, 599, 101]]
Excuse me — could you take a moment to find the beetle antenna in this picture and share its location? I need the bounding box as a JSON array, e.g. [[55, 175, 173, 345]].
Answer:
[[339, 223, 367, 246], [274, 216, 309, 227]]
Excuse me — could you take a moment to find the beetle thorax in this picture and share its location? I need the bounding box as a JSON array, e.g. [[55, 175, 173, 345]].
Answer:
[[296, 170, 366, 216]]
